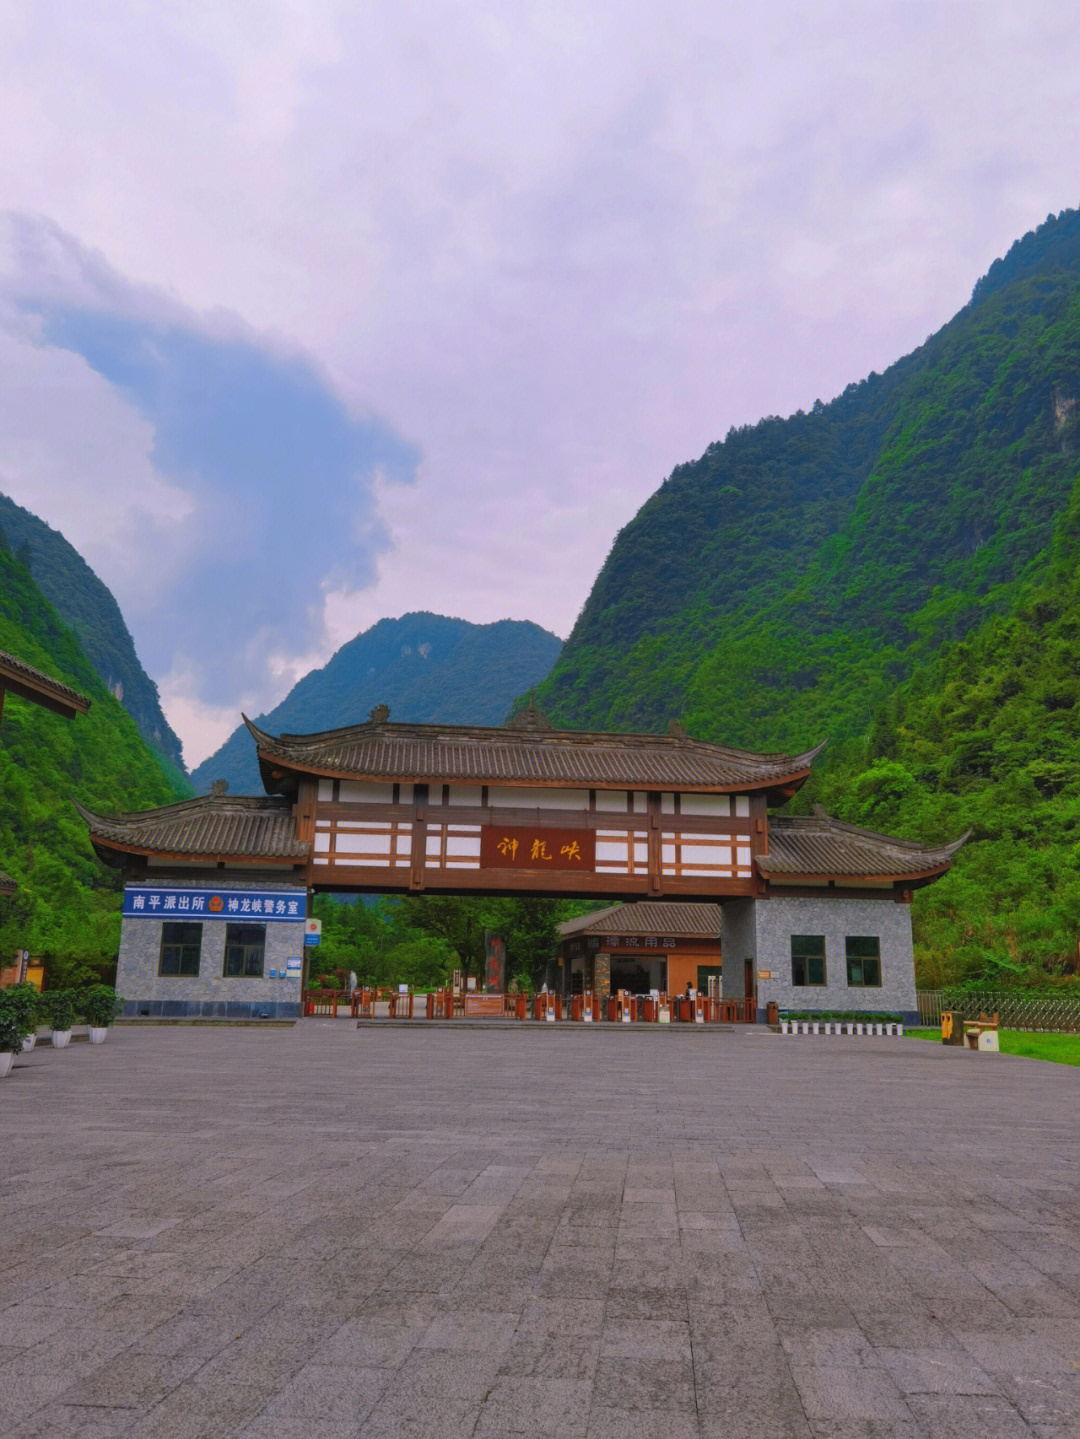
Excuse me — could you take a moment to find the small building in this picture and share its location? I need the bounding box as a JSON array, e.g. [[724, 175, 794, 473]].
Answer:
[[77, 795, 309, 1020], [557, 902, 721, 995]]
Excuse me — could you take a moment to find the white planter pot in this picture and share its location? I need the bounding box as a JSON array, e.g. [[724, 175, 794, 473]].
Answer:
[[811, 1022, 820, 1035], [875, 1023, 884, 1037], [897, 1024, 904, 1038], [51, 1030, 72, 1049], [884, 1023, 895, 1037], [780, 1021, 789, 1035], [21, 1033, 36, 1052], [0, 1052, 13, 1078], [88, 1027, 108, 1045], [855, 1023, 864, 1036], [846, 1023, 855, 1036]]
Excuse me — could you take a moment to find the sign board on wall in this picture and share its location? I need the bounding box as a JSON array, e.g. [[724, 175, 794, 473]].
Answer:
[[123, 887, 305, 920], [480, 827, 596, 871]]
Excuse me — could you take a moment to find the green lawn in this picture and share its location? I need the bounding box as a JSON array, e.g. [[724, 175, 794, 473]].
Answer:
[[907, 1028, 1080, 1066]]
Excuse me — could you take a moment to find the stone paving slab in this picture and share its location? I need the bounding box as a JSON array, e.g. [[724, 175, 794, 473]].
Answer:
[[2, 1025, 1080, 1436]]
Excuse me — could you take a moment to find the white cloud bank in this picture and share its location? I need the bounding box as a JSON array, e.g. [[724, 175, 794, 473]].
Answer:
[[1, 3, 1079, 764]]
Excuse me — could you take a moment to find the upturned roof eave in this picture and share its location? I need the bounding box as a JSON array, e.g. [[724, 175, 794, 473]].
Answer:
[[246, 718, 828, 798], [0, 649, 91, 719], [73, 797, 310, 867]]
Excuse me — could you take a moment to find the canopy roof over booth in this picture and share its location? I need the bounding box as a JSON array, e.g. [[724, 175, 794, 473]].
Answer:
[[558, 901, 722, 939]]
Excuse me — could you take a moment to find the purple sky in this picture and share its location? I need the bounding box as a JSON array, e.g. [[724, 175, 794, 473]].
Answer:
[[2, 3, 1079, 766]]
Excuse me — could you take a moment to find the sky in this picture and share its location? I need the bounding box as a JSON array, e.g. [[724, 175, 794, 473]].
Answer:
[[1, 2, 1079, 767]]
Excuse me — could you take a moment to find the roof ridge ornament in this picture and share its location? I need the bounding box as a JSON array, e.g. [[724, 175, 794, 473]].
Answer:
[[668, 719, 688, 740], [507, 695, 552, 732], [210, 779, 229, 797], [368, 704, 390, 725]]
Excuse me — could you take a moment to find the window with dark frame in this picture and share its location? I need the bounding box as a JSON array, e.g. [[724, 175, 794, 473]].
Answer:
[[223, 923, 266, 978], [791, 934, 826, 986], [159, 921, 202, 976], [846, 936, 882, 987]]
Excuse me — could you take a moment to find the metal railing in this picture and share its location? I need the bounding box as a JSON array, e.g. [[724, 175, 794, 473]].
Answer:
[[917, 990, 1080, 1032]]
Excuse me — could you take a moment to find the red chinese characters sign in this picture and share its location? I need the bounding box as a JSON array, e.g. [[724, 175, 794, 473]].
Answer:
[[480, 826, 595, 871]]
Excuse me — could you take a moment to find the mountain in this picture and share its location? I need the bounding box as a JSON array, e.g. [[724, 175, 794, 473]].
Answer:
[[0, 493, 185, 770], [531, 208, 1080, 985], [0, 542, 190, 984], [192, 613, 562, 794]]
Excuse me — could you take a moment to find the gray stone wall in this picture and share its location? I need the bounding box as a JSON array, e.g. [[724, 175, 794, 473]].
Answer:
[[116, 874, 307, 1020], [719, 899, 758, 1000], [742, 893, 918, 1022]]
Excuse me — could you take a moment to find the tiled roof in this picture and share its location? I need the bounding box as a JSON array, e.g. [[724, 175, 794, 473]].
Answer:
[[761, 812, 968, 880], [0, 869, 16, 896], [558, 901, 722, 939], [0, 648, 90, 719], [75, 796, 310, 865], [245, 716, 825, 794]]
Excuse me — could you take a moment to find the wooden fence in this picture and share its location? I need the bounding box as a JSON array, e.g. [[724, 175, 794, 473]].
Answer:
[[917, 990, 1080, 1032]]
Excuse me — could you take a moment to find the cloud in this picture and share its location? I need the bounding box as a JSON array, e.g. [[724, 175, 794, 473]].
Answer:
[[0, 214, 419, 723], [3, 4, 1080, 765]]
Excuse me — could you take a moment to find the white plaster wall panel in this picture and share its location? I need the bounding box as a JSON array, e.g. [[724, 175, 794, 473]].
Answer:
[[595, 831, 647, 874], [661, 793, 676, 814], [681, 793, 731, 816], [446, 785, 483, 807], [338, 781, 394, 804], [336, 831, 391, 856], [313, 832, 330, 854], [488, 785, 588, 809], [595, 790, 628, 812], [633, 792, 648, 812], [735, 795, 750, 817], [317, 779, 333, 801]]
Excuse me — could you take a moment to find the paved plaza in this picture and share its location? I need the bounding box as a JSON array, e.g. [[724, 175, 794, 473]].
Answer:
[[2, 1023, 1080, 1438]]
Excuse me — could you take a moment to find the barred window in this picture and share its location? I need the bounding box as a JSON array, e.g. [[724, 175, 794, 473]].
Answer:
[[160, 921, 202, 977], [223, 924, 266, 978], [791, 935, 826, 986], [846, 936, 881, 987]]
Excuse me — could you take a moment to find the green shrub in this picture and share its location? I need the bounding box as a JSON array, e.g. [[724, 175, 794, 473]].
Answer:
[[3, 982, 42, 1040], [79, 984, 120, 1028], [44, 988, 77, 1032], [0, 994, 22, 1053]]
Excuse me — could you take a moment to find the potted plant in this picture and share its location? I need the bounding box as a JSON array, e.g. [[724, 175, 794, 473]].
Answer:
[[4, 982, 42, 1052], [45, 989, 77, 1048], [80, 985, 120, 1044], [0, 995, 20, 1078]]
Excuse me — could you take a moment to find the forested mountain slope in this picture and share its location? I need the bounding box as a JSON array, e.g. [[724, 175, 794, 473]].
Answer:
[[193, 613, 562, 794], [0, 493, 185, 769], [0, 542, 189, 981], [532, 208, 1080, 984]]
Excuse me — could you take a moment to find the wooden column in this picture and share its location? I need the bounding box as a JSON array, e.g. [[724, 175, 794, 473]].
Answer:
[[648, 792, 662, 894]]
